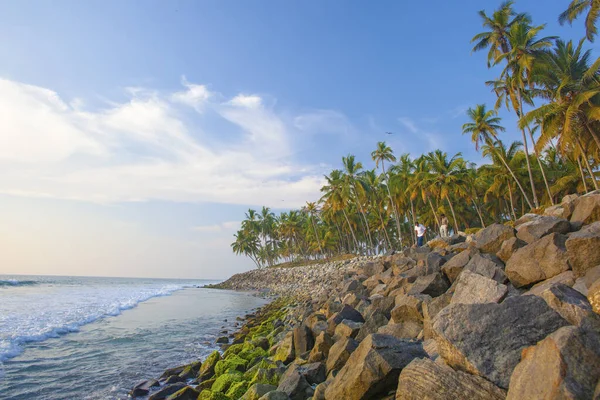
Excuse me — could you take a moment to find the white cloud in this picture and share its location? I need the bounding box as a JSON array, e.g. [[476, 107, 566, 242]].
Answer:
[[192, 221, 241, 233], [293, 110, 354, 137], [0, 78, 329, 208]]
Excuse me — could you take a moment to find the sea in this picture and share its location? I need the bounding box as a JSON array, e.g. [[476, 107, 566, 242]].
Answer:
[[0, 275, 269, 400]]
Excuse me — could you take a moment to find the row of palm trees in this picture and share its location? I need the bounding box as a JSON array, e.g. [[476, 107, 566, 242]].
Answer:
[[231, 0, 599, 268]]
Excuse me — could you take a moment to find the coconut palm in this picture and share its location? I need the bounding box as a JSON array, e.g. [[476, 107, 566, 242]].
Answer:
[[559, 0, 600, 42], [342, 155, 375, 251]]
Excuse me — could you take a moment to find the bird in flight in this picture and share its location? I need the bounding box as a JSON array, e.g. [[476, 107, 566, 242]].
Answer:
[[385, 131, 394, 135]]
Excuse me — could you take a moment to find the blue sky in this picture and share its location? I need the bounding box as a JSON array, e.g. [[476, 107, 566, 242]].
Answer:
[[0, 0, 590, 278]]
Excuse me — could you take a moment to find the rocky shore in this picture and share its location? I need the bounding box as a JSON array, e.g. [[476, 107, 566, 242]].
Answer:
[[131, 191, 600, 400]]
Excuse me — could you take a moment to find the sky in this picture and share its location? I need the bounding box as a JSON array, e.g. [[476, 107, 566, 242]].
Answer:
[[0, 0, 590, 279]]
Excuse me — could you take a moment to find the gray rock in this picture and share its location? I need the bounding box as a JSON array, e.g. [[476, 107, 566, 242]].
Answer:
[[538, 283, 598, 326], [432, 295, 569, 389], [130, 379, 160, 397], [324, 334, 427, 400], [464, 253, 507, 284], [326, 305, 364, 335], [451, 270, 507, 305], [496, 237, 526, 263], [422, 293, 452, 340], [523, 270, 576, 296], [570, 193, 600, 225], [566, 221, 600, 277], [148, 383, 187, 400], [516, 215, 571, 243], [355, 310, 389, 341], [258, 391, 292, 400], [408, 273, 449, 297], [505, 233, 570, 288], [277, 364, 314, 400], [293, 324, 314, 356], [333, 319, 363, 340], [441, 250, 471, 283], [475, 224, 515, 254]]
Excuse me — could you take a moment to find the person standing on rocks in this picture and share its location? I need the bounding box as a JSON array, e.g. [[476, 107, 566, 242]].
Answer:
[[440, 214, 449, 238], [414, 221, 426, 247]]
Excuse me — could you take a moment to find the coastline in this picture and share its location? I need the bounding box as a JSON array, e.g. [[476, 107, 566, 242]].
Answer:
[[132, 192, 600, 400]]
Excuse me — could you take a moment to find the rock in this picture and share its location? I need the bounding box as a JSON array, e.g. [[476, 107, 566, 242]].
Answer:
[[166, 386, 200, 400], [367, 295, 396, 319], [396, 358, 506, 400], [198, 351, 221, 381], [293, 324, 314, 356], [451, 270, 507, 304], [308, 332, 333, 363], [432, 295, 569, 389], [277, 364, 315, 400], [391, 294, 430, 326], [475, 224, 515, 254], [131, 379, 160, 397], [566, 221, 600, 277], [514, 213, 540, 227], [539, 283, 597, 326], [241, 383, 278, 400], [496, 237, 526, 263], [441, 250, 471, 283], [407, 273, 449, 297], [505, 233, 570, 288], [360, 261, 386, 276], [178, 361, 202, 380], [160, 365, 186, 380], [325, 337, 358, 375], [422, 293, 452, 340], [507, 325, 600, 400], [570, 193, 600, 225], [274, 332, 295, 364], [523, 270, 576, 296], [333, 319, 362, 340], [313, 381, 329, 400], [590, 279, 600, 314], [355, 310, 389, 341], [324, 334, 427, 400], [258, 391, 291, 400], [377, 322, 422, 340], [216, 336, 229, 344], [425, 252, 446, 272], [164, 375, 186, 385], [516, 215, 571, 243], [149, 383, 187, 400], [463, 253, 507, 284], [326, 305, 364, 335]]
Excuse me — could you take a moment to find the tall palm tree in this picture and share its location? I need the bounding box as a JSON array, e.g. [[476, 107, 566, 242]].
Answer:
[[462, 104, 534, 208], [471, 1, 530, 66], [321, 169, 360, 252], [342, 154, 375, 251], [231, 230, 261, 269], [371, 141, 403, 246], [559, 0, 600, 42], [304, 202, 323, 257]]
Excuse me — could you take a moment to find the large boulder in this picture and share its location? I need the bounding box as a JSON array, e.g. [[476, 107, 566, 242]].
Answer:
[[538, 283, 598, 326], [308, 331, 334, 363], [505, 233, 570, 288], [451, 270, 507, 305], [570, 193, 600, 225], [566, 221, 600, 277], [359, 261, 386, 276], [396, 358, 506, 400], [166, 386, 200, 400], [507, 325, 600, 400], [377, 322, 422, 340], [422, 293, 452, 340], [324, 334, 427, 400], [325, 337, 358, 375], [326, 305, 364, 335], [333, 319, 362, 340], [355, 310, 389, 341], [149, 383, 188, 400], [523, 270, 575, 296], [475, 224, 515, 254], [432, 295, 569, 389], [293, 324, 314, 356], [407, 273, 449, 297], [274, 332, 295, 364], [277, 363, 323, 400], [240, 384, 277, 400], [496, 237, 526, 263], [516, 215, 571, 244], [441, 250, 471, 283], [130, 379, 160, 397], [463, 253, 507, 284], [198, 351, 221, 381]]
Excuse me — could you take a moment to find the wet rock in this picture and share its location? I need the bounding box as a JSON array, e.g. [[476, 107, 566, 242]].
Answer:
[[507, 325, 600, 400], [148, 383, 187, 400], [570, 193, 600, 225], [566, 221, 600, 277], [451, 270, 507, 304], [160, 365, 186, 380], [165, 386, 200, 400], [216, 336, 229, 344], [130, 379, 160, 397], [505, 233, 570, 288], [496, 237, 526, 263], [475, 224, 515, 254], [325, 337, 358, 375], [324, 334, 427, 400], [396, 358, 506, 400], [432, 295, 569, 389], [516, 215, 571, 244]]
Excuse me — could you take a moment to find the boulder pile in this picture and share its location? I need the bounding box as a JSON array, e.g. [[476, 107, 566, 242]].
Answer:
[[133, 191, 600, 400]]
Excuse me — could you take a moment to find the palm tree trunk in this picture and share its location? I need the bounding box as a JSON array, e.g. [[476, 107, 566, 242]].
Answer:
[[494, 143, 534, 209], [577, 156, 589, 193], [446, 196, 459, 234], [381, 162, 403, 246], [427, 197, 440, 230], [310, 217, 323, 257], [352, 183, 375, 252], [576, 138, 599, 190], [409, 199, 417, 245], [377, 209, 393, 250], [585, 122, 600, 153], [342, 209, 360, 253], [508, 184, 518, 221], [527, 126, 553, 205], [517, 96, 539, 208], [472, 198, 486, 228]]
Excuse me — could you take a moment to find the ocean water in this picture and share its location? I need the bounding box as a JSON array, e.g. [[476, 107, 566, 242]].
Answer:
[[0, 275, 268, 400]]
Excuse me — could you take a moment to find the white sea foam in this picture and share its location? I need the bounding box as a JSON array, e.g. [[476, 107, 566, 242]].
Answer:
[[0, 277, 194, 363]]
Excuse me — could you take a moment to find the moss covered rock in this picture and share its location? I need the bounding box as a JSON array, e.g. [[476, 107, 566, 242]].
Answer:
[[223, 343, 245, 359], [198, 351, 221, 381], [197, 378, 216, 391], [225, 380, 249, 399], [243, 359, 278, 381], [211, 371, 244, 393], [215, 354, 248, 376], [249, 367, 283, 387], [240, 383, 278, 400], [165, 386, 200, 400], [197, 390, 232, 400]]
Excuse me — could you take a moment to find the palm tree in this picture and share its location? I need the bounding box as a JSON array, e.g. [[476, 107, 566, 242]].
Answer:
[[231, 230, 261, 268], [462, 104, 534, 208], [342, 155, 375, 251], [559, 0, 600, 42], [304, 202, 323, 257], [321, 169, 360, 252], [371, 141, 403, 246], [471, 1, 530, 66]]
